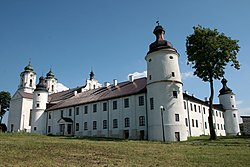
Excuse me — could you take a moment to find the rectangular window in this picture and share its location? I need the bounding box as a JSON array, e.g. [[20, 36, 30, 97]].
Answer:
[[125, 118, 130, 127], [139, 116, 145, 126], [196, 120, 198, 127], [219, 112, 221, 118], [221, 124, 223, 130], [76, 107, 79, 115], [205, 122, 207, 129], [175, 114, 180, 122], [69, 109, 72, 116], [216, 111, 218, 117], [192, 119, 194, 127], [217, 124, 220, 130], [172, 72, 175, 77], [103, 120, 107, 129], [76, 123, 79, 131], [138, 96, 144, 106], [36, 103, 40, 108], [84, 106, 88, 114], [203, 107, 206, 114], [61, 110, 63, 117], [93, 121, 97, 130], [185, 118, 188, 127], [124, 98, 129, 108], [190, 103, 193, 111], [103, 102, 107, 111], [93, 104, 97, 113], [48, 126, 51, 133], [48, 112, 51, 119], [173, 91, 178, 98], [194, 104, 197, 112], [233, 113, 236, 117], [113, 119, 118, 128], [113, 101, 117, 110], [84, 122, 88, 130], [198, 106, 201, 113], [29, 110, 32, 126], [150, 98, 154, 110], [183, 101, 186, 110]]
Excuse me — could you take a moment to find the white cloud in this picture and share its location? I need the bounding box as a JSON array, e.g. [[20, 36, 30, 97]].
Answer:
[[56, 83, 69, 92], [128, 71, 147, 80], [181, 71, 194, 80], [236, 100, 243, 105]]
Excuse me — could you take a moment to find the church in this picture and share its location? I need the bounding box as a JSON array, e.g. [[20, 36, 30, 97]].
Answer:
[[8, 24, 240, 141]]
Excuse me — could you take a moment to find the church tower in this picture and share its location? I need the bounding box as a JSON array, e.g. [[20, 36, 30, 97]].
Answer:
[[82, 70, 102, 91], [31, 76, 48, 134], [18, 62, 36, 93], [145, 23, 187, 141], [45, 68, 57, 94], [219, 78, 240, 135]]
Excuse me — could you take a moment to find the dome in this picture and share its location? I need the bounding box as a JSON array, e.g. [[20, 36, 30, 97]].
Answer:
[[35, 76, 48, 92], [219, 78, 233, 95], [24, 62, 34, 72], [46, 69, 55, 79], [148, 24, 176, 54]]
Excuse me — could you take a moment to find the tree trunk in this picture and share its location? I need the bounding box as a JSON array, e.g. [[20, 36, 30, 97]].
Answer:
[[208, 77, 217, 140]]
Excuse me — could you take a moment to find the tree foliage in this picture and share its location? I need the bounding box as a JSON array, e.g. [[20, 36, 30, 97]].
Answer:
[[0, 91, 11, 124], [186, 25, 240, 140]]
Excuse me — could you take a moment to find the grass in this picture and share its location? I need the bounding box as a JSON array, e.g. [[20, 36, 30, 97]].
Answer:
[[0, 133, 250, 167]]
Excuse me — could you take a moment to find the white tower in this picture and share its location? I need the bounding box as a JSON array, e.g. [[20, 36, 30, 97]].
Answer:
[[82, 70, 102, 91], [219, 78, 240, 135], [45, 68, 57, 94], [18, 62, 36, 93], [145, 23, 187, 141], [31, 76, 48, 134]]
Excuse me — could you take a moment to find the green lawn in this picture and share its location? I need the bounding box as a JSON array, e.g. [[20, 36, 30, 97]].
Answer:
[[0, 133, 250, 167]]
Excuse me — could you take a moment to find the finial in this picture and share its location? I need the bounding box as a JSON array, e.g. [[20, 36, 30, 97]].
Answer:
[[156, 20, 160, 26]]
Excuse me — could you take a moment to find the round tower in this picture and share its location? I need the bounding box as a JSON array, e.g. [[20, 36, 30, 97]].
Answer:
[[145, 23, 187, 141], [219, 78, 240, 135], [31, 76, 48, 134], [18, 62, 36, 93], [45, 68, 57, 94]]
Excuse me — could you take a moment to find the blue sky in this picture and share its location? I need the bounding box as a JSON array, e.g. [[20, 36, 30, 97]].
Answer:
[[1, 0, 250, 123]]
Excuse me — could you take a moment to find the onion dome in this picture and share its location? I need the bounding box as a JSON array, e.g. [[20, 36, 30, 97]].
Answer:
[[90, 70, 94, 80], [35, 76, 48, 92], [148, 23, 176, 54], [46, 68, 55, 79], [219, 78, 233, 95], [24, 62, 34, 72]]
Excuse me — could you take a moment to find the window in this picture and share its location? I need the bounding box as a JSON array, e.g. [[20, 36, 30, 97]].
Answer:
[[103, 120, 107, 129], [198, 106, 201, 113], [59, 124, 64, 132], [69, 109, 72, 116], [172, 72, 175, 77], [217, 124, 220, 130], [190, 103, 193, 111], [175, 114, 180, 122], [139, 116, 145, 126], [61, 110, 63, 117], [29, 110, 32, 126], [222, 113, 224, 118], [233, 113, 236, 117], [196, 120, 198, 127], [149, 58, 152, 62], [125, 118, 130, 127], [84, 106, 88, 114], [113, 101, 117, 110], [184, 101, 186, 110], [124, 98, 129, 108], [138, 96, 144, 106], [76, 123, 79, 131], [203, 107, 206, 114], [205, 122, 207, 129], [38, 93, 40, 96], [173, 91, 178, 98], [221, 124, 223, 130], [52, 85, 54, 92], [194, 104, 197, 112], [29, 79, 33, 87], [232, 105, 234, 108], [93, 104, 97, 112], [93, 121, 97, 130], [36, 103, 40, 108], [34, 127, 37, 131], [149, 75, 151, 80], [48, 126, 51, 133], [216, 111, 218, 117], [48, 112, 51, 119], [219, 112, 221, 118], [113, 119, 118, 128], [169, 56, 173, 59], [84, 122, 88, 130], [103, 102, 107, 111], [76, 107, 79, 115], [192, 119, 194, 127], [150, 98, 154, 110], [185, 118, 188, 127]]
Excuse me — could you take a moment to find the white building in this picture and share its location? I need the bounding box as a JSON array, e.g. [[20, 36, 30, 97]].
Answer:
[[8, 24, 240, 141]]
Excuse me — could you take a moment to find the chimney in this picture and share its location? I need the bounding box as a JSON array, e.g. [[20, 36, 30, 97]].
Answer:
[[104, 82, 110, 87], [113, 79, 117, 86], [74, 91, 77, 96], [129, 75, 134, 82]]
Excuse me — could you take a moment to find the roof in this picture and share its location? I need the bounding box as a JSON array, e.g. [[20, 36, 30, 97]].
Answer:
[[46, 77, 147, 111], [58, 117, 73, 123], [18, 91, 33, 99], [241, 116, 250, 118]]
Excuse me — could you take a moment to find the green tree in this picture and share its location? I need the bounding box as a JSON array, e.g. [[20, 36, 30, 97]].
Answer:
[[0, 91, 11, 124], [186, 25, 240, 140]]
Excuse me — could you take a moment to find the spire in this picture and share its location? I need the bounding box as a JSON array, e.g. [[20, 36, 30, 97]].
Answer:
[[219, 78, 232, 95], [89, 70, 94, 80], [35, 76, 47, 92], [24, 61, 34, 72], [148, 22, 176, 54]]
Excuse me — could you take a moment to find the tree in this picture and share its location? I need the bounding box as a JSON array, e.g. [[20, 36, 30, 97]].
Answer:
[[186, 25, 240, 140], [0, 91, 11, 124]]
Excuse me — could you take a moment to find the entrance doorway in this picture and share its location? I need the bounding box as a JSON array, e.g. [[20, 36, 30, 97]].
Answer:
[[124, 130, 129, 139], [140, 130, 145, 140], [175, 132, 180, 141], [67, 124, 72, 135]]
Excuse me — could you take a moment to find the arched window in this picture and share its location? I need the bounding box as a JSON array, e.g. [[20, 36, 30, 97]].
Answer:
[[52, 85, 54, 92], [29, 79, 33, 87]]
